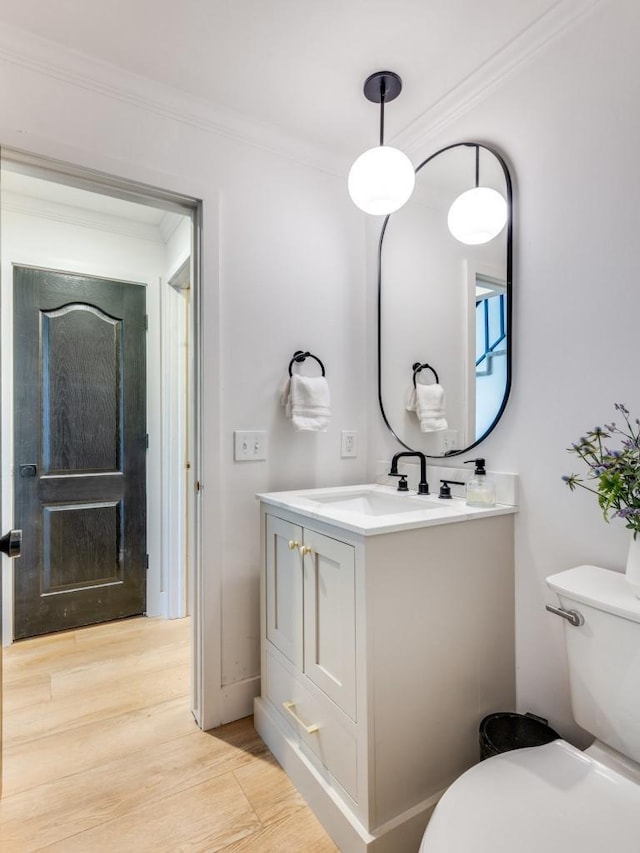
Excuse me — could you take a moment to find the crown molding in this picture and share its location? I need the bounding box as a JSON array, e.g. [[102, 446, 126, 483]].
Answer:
[[393, 0, 608, 157], [2, 190, 165, 243], [0, 22, 345, 178]]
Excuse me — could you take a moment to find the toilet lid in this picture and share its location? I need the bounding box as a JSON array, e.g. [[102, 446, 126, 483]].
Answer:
[[421, 740, 640, 853]]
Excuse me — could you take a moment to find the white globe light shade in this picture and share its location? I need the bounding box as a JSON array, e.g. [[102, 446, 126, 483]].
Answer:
[[348, 145, 416, 215], [447, 186, 508, 245]]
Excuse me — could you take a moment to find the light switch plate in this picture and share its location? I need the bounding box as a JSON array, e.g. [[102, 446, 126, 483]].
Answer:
[[234, 430, 267, 461]]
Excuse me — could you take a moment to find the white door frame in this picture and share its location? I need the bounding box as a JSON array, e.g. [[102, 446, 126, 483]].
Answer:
[[0, 148, 220, 730]]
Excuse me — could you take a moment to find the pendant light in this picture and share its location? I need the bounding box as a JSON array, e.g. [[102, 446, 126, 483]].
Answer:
[[447, 145, 508, 244], [348, 71, 415, 216]]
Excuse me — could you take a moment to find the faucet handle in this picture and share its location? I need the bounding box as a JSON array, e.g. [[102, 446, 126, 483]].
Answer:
[[389, 473, 409, 492], [439, 479, 465, 499]]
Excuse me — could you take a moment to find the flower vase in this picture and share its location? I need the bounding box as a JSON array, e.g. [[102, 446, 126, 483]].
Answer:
[[625, 535, 640, 598]]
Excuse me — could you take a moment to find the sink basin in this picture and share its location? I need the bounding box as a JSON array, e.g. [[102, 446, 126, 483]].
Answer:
[[308, 489, 443, 517]]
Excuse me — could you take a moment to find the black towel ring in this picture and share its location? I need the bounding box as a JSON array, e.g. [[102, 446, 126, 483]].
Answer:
[[288, 350, 326, 377], [412, 361, 439, 388]]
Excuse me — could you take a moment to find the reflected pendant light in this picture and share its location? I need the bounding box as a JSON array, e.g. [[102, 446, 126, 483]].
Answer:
[[447, 145, 508, 244], [348, 71, 415, 216]]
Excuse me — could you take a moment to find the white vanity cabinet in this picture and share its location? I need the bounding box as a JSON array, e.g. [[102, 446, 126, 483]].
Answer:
[[263, 514, 359, 802], [265, 514, 356, 719], [255, 498, 516, 853]]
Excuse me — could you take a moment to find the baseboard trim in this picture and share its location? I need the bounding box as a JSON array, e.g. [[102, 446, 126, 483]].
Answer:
[[220, 675, 261, 724]]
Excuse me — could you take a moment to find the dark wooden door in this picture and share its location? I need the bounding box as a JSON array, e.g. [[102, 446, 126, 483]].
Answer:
[[13, 267, 147, 639]]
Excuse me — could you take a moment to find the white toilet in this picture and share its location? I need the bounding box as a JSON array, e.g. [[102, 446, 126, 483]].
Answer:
[[419, 564, 640, 852]]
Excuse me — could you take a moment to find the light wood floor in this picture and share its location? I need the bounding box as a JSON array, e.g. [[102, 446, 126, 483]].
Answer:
[[0, 616, 338, 852]]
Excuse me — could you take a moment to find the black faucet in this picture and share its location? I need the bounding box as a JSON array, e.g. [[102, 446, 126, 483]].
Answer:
[[389, 451, 430, 495]]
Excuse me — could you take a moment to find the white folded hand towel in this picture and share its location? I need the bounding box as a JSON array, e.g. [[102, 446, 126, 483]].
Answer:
[[406, 383, 448, 432], [281, 374, 331, 431]]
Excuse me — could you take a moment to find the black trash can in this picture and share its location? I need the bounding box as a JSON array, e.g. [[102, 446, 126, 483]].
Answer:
[[479, 712, 560, 761]]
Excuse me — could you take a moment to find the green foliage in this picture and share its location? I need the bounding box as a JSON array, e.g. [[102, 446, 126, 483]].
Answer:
[[563, 404, 640, 538]]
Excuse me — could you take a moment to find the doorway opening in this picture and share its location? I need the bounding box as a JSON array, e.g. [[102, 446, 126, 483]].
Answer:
[[0, 151, 203, 718]]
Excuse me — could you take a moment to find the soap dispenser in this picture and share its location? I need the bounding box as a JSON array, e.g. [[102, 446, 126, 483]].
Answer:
[[464, 458, 496, 507]]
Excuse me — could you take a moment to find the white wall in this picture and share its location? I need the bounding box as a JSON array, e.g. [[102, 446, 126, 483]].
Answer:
[[217, 155, 367, 714], [369, 0, 640, 743], [0, 31, 367, 723]]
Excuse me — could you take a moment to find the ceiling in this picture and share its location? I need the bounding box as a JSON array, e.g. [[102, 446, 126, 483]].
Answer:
[[0, 0, 565, 158]]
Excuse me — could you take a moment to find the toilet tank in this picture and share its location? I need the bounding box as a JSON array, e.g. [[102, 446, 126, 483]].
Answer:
[[547, 565, 640, 764]]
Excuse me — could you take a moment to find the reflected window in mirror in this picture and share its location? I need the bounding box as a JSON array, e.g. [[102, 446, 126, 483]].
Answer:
[[475, 275, 507, 437]]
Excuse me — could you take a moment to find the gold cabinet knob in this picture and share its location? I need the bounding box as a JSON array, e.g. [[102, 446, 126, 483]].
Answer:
[[288, 540, 300, 551], [299, 545, 313, 556]]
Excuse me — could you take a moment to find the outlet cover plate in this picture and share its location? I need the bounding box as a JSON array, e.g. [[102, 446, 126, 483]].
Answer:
[[341, 430, 358, 458]]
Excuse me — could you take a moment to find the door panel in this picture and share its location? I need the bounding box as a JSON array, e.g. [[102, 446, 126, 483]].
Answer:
[[43, 304, 121, 472], [13, 266, 147, 639], [303, 529, 356, 720], [43, 500, 121, 591], [265, 514, 303, 668]]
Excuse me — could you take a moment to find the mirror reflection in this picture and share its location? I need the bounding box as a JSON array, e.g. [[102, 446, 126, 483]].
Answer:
[[378, 142, 512, 457]]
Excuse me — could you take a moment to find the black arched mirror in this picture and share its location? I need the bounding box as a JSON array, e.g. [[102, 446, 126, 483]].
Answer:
[[378, 142, 513, 456]]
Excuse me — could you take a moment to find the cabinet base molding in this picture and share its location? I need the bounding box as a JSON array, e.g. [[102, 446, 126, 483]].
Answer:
[[255, 697, 439, 853]]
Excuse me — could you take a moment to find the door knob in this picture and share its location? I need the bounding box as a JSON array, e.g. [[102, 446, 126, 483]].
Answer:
[[0, 529, 22, 559]]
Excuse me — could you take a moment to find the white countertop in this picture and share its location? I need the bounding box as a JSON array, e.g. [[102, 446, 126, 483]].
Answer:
[[257, 483, 518, 536]]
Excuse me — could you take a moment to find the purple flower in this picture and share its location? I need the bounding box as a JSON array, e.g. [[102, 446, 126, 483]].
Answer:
[[615, 508, 632, 518]]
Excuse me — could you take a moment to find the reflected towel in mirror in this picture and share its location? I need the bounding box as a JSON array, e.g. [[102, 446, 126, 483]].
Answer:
[[406, 383, 448, 432], [280, 375, 331, 431]]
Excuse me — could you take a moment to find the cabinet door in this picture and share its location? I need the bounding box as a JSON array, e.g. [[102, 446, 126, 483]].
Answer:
[[302, 529, 356, 720], [266, 515, 303, 668]]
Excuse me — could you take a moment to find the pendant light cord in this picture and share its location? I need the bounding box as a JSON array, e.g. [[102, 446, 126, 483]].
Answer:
[[475, 145, 480, 187], [379, 78, 386, 146]]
